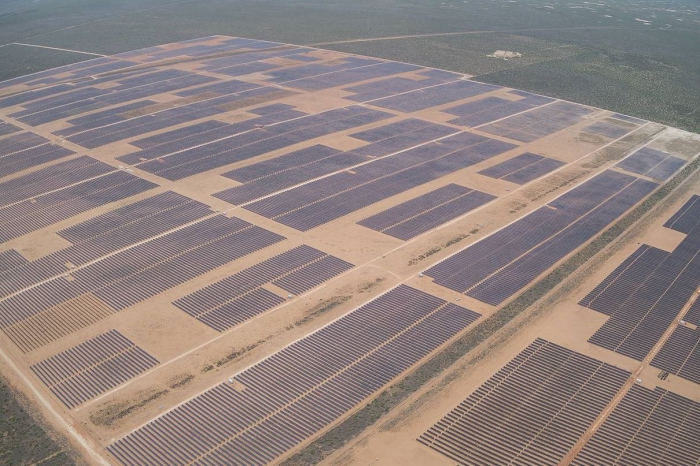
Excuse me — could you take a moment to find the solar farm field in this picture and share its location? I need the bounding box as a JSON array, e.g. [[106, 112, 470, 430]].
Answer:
[[0, 36, 699, 465]]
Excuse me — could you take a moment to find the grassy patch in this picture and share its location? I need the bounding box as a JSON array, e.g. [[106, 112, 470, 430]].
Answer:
[[408, 233, 469, 266], [168, 374, 194, 390], [215, 340, 267, 368], [294, 295, 352, 327], [90, 389, 169, 428]]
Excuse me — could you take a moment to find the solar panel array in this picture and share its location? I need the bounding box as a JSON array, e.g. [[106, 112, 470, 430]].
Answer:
[[616, 147, 686, 181], [0, 156, 157, 242], [0, 57, 138, 91], [117, 107, 307, 165], [578, 244, 669, 315], [54, 100, 158, 137], [0, 121, 21, 136], [0, 135, 76, 179], [611, 113, 646, 125], [276, 61, 420, 91], [663, 194, 700, 234], [357, 184, 495, 240], [173, 245, 353, 331], [582, 120, 635, 139], [479, 101, 595, 142], [31, 330, 158, 408], [571, 386, 700, 465], [245, 132, 515, 231], [685, 298, 700, 327], [426, 170, 658, 305], [134, 106, 392, 181], [63, 85, 291, 149], [215, 117, 486, 207], [584, 202, 700, 361], [215, 145, 367, 205], [0, 191, 212, 300], [651, 325, 700, 385], [477, 152, 565, 184], [419, 338, 630, 465], [443, 92, 553, 127], [342, 72, 459, 103], [108, 285, 481, 465], [9, 72, 218, 127], [368, 80, 498, 113], [0, 249, 27, 272], [0, 215, 285, 351]]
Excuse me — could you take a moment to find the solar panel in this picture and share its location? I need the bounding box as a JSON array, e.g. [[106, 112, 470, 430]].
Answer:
[[108, 285, 481, 466], [419, 338, 630, 465]]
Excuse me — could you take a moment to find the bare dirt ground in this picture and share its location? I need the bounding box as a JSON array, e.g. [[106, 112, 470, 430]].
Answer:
[[0, 36, 699, 465]]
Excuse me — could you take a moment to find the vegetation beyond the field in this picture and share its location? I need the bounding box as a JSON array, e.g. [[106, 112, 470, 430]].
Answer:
[[0, 0, 698, 131], [0, 378, 74, 466]]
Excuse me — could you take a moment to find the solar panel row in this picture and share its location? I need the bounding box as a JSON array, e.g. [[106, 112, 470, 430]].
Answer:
[[119, 109, 306, 165], [0, 192, 213, 299], [685, 298, 700, 327], [343, 75, 456, 103], [0, 121, 21, 136], [214, 119, 459, 206], [616, 147, 686, 181], [427, 170, 658, 305], [0, 216, 284, 333], [358, 184, 495, 240], [57, 191, 202, 243], [14, 74, 218, 126], [136, 106, 392, 180], [0, 142, 76, 179], [284, 61, 420, 91], [651, 325, 700, 385], [246, 132, 515, 231], [246, 103, 296, 116], [221, 143, 342, 183], [0, 132, 49, 157], [478, 151, 565, 184], [0, 171, 157, 243], [578, 244, 669, 315], [0, 57, 137, 91], [480, 101, 595, 142], [4, 295, 116, 353], [444, 93, 553, 127], [571, 386, 700, 466], [174, 245, 352, 331], [0, 84, 76, 108], [0, 250, 27, 273], [30, 329, 158, 408], [664, 194, 700, 234], [369, 80, 498, 113], [610, 113, 647, 125], [200, 48, 315, 72], [138, 38, 281, 62], [108, 285, 481, 466], [11, 87, 110, 115], [266, 57, 380, 82], [587, 225, 700, 361], [582, 120, 634, 139], [221, 153, 367, 205], [419, 338, 630, 465], [65, 85, 282, 149], [174, 78, 259, 97], [54, 100, 158, 136]]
